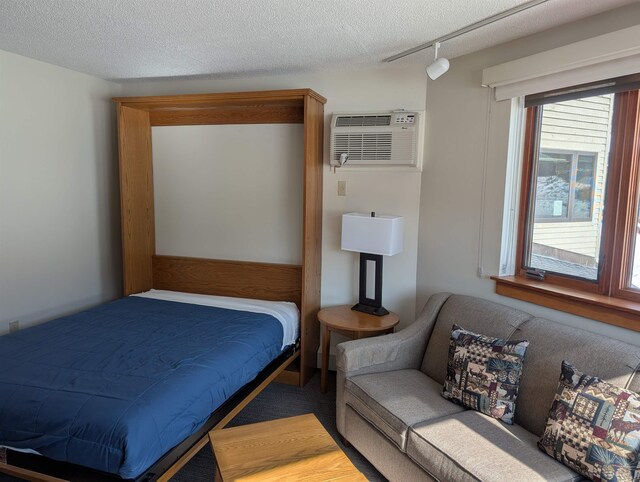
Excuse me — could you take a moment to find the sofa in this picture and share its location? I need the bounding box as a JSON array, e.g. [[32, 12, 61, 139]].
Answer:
[[336, 293, 640, 481]]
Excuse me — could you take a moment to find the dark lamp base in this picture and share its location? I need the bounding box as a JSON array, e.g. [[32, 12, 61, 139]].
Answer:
[[351, 303, 389, 316]]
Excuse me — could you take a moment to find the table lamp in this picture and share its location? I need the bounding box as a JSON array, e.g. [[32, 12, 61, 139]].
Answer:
[[341, 212, 404, 316]]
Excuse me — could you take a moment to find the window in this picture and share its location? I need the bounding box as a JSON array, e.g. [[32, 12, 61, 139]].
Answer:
[[535, 150, 597, 222], [523, 94, 613, 282], [632, 200, 640, 289], [496, 75, 640, 330]]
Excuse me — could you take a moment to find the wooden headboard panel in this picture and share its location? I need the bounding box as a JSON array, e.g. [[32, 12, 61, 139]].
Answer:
[[152, 255, 302, 308]]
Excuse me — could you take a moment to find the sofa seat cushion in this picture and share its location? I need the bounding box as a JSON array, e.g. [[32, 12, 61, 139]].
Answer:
[[344, 369, 465, 451], [407, 411, 581, 482]]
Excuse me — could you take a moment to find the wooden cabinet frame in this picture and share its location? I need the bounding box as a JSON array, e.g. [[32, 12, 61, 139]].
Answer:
[[113, 89, 326, 386]]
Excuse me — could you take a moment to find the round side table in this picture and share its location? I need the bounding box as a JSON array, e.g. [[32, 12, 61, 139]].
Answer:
[[318, 305, 400, 393]]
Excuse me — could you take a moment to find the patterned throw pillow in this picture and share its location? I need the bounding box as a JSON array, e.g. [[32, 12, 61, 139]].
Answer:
[[442, 324, 529, 424], [538, 361, 640, 481]]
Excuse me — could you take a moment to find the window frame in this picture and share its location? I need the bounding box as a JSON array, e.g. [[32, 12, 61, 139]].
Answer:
[[515, 106, 604, 294], [534, 148, 597, 223], [500, 88, 640, 331], [608, 89, 640, 302]]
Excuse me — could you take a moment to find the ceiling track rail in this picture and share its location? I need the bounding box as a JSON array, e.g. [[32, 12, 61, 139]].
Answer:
[[383, 0, 550, 63]]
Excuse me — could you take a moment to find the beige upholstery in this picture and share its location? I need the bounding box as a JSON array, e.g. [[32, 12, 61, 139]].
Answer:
[[344, 405, 435, 481], [336, 292, 451, 435], [629, 367, 640, 393], [421, 295, 533, 384], [511, 317, 640, 436], [406, 411, 581, 482], [336, 293, 639, 482], [344, 369, 464, 450]]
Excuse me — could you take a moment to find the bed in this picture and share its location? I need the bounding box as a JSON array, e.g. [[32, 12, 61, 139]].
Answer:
[[0, 88, 325, 481], [0, 290, 299, 480]]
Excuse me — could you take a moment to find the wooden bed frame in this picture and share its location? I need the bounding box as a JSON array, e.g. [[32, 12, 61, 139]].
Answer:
[[0, 88, 325, 481], [115, 88, 325, 387]]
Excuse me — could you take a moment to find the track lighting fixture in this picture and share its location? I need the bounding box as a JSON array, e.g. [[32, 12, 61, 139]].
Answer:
[[383, 0, 549, 79], [425, 42, 450, 80]]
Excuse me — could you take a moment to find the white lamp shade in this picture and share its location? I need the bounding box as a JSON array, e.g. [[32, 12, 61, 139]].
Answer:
[[426, 57, 450, 80], [341, 213, 404, 256]]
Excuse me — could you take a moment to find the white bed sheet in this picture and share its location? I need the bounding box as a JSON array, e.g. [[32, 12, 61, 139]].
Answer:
[[132, 289, 300, 350]]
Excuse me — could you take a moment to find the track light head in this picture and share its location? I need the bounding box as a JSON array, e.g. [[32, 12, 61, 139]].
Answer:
[[426, 42, 450, 80], [426, 57, 450, 80]]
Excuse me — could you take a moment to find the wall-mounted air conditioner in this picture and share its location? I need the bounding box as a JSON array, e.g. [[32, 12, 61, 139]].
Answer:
[[329, 110, 424, 170]]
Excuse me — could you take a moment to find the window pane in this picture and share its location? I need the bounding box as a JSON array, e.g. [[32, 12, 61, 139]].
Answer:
[[631, 196, 640, 289], [527, 95, 614, 281], [573, 155, 596, 220], [535, 152, 571, 219]]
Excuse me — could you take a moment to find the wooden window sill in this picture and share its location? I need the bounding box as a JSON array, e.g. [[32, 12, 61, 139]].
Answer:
[[492, 276, 640, 332]]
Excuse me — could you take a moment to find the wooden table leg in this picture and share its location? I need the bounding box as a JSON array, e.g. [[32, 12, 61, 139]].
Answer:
[[321, 323, 330, 393]]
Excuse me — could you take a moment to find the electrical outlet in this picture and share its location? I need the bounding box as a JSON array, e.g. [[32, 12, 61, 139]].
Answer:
[[9, 320, 19, 333], [337, 180, 346, 196]]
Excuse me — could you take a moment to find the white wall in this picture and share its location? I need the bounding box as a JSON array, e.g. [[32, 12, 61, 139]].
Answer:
[[417, 3, 640, 346], [0, 49, 122, 334], [2, 4, 637, 363], [152, 124, 304, 264], [121, 64, 427, 362]]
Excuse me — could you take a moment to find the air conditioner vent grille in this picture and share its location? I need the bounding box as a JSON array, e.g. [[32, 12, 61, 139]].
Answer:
[[335, 115, 391, 127], [332, 133, 392, 161]]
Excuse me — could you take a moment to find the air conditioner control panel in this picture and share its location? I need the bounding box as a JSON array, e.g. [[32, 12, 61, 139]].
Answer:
[[393, 113, 415, 124]]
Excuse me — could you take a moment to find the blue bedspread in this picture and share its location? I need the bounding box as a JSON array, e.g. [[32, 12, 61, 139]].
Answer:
[[0, 297, 285, 479]]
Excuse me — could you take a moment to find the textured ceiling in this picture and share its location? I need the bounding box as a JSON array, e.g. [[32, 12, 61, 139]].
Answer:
[[0, 0, 637, 81]]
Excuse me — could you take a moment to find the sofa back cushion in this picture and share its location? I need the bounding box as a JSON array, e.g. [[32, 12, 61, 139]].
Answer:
[[420, 295, 533, 384], [442, 324, 530, 424], [511, 317, 640, 437]]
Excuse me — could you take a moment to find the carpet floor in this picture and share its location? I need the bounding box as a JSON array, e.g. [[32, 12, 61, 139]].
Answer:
[[0, 372, 385, 481]]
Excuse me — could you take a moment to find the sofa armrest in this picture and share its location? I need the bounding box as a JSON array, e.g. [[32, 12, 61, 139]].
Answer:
[[336, 292, 451, 436], [336, 331, 418, 377], [337, 292, 451, 377]]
